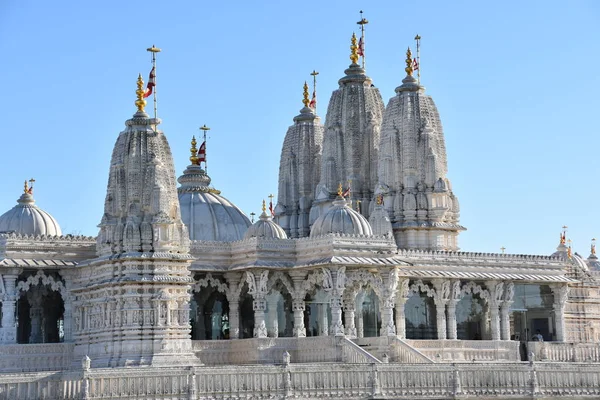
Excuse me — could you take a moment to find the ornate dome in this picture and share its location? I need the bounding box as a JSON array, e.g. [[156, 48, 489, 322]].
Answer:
[[244, 201, 288, 240], [0, 183, 62, 236], [310, 195, 373, 237], [178, 146, 251, 241]]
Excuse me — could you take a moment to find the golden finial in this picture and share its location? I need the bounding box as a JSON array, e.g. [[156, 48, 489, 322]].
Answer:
[[190, 136, 199, 165], [350, 33, 359, 64], [592, 238, 596, 256], [135, 74, 147, 113], [337, 183, 343, 197], [302, 81, 310, 107], [560, 225, 568, 245], [376, 193, 383, 206], [405, 47, 414, 76], [262, 199, 267, 213], [567, 239, 573, 259], [23, 180, 28, 194]]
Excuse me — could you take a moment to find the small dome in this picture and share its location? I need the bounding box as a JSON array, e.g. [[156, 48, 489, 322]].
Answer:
[[310, 196, 373, 237], [244, 205, 288, 240], [0, 189, 62, 236], [178, 164, 251, 241]]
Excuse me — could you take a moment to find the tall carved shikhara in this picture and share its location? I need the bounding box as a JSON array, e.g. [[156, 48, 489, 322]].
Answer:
[[278, 41, 463, 250], [71, 77, 196, 367]]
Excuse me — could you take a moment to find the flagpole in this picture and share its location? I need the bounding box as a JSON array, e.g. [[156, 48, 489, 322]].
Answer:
[[200, 124, 210, 173], [357, 10, 368, 69], [414, 35, 421, 85], [310, 70, 319, 114], [147, 45, 161, 122]]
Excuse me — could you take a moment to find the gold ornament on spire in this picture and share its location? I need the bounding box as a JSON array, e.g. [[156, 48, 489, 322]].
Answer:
[[592, 238, 597, 256], [405, 47, 414, 76], [190, 136, 199, 165], [567, 239, 572, 259], [135, 74, 147, 113], [302, 81, 310, 107], [350, 33, 359, 64], [23, 180, 28, 194], [262, 199, 267, 213], [560, 225, 568, 245], [337, 183, 343, 197]]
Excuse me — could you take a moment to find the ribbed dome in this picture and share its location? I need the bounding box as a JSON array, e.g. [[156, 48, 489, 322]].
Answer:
[[0, 191, 62, 236], [310, 197, 373, 237], [244, 210, 288, 240], [178, 164, 250, 242]]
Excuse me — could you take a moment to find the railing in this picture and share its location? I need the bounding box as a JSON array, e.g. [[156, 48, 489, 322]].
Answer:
[[529, 341, 600, 362], [389, 337, 435, 363], [3, 362, 600, 399], [340, 337, 381, 364], [405, 339, 520, 362], [192, 336, 338, 365], [0, 343, 74, 372]]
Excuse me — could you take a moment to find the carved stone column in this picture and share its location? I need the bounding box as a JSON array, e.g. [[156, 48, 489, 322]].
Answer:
[[224, 272, 242, 339], [432, 280, 450, 340], [60, 271, 74, 342], [356, 292, 365, 338], [395, 279, 410, 339], [380, 269, 399, 337], [343, 291, 357, 338], [500, 302, 512, 340], [292, 299, 306, 337], [446, 281, 461, 340], [0, 275, 18, 344], [486, 281, 504, 341], [446, 300, 458, 340], [319, 303, 329, 336], [551, 284, 569, 342], [28, 291, 44, 344], [253, 298, 268, 338], [326, 268, 346, 336], [266, 294, 279, 338], [289, 270, 307, 338]]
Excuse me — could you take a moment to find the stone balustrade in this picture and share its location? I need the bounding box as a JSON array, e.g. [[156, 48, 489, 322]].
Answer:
[[0, 343, 74, 373], [1, 362, 600, 399], [529, 341, 600, 362], [405, 339, 520, 362]]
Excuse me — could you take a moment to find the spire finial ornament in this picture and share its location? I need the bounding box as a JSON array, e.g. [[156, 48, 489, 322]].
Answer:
[[561, 225, 568, 245], [567, 239, 573, 259], [302, 81, 310, 107], [405, 47, 414, 76], [23, 180, 28, 194], [350, 33, 359, 65], [592, 238, 596, 256], [190, 136, 199, 165], [262, 199, 267, 213], [337, 183, 343, 197], [135, 74, 147, 113]]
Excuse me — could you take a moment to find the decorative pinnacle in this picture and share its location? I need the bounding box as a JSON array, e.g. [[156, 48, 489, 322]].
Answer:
[[190, 136, 199, 165], [567, 239, 573, 259], [376, 193, 383, 206], [135, 74, 147, 113], [350, 33, 359, 64], [302, 81, 310, 107], [560, 226, 568, 245], [262, 199, 267, 213], [146, 44, 161, 53], [23, 180, 28, 194], [337, 183, 343, 197], [592, 238, 597, 256], [405, 47, 414, 76]]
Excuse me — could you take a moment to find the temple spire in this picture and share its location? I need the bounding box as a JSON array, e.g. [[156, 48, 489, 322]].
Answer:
[[135, 74, 147, 113]]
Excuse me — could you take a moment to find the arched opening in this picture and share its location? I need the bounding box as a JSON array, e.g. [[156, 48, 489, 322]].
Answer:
[[304, 289, 330, 337], [239, 288, 254, 339], [405, 291, 436, 339], [17, 287, 64, 344], [456, 293, 485, 340], [266, 278, 295, 337], [190, 289, 229, 340], [360, 288, 381, 337]]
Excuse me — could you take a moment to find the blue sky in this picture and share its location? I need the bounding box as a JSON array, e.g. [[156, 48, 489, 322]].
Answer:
[[0, 1, 598, 256]]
